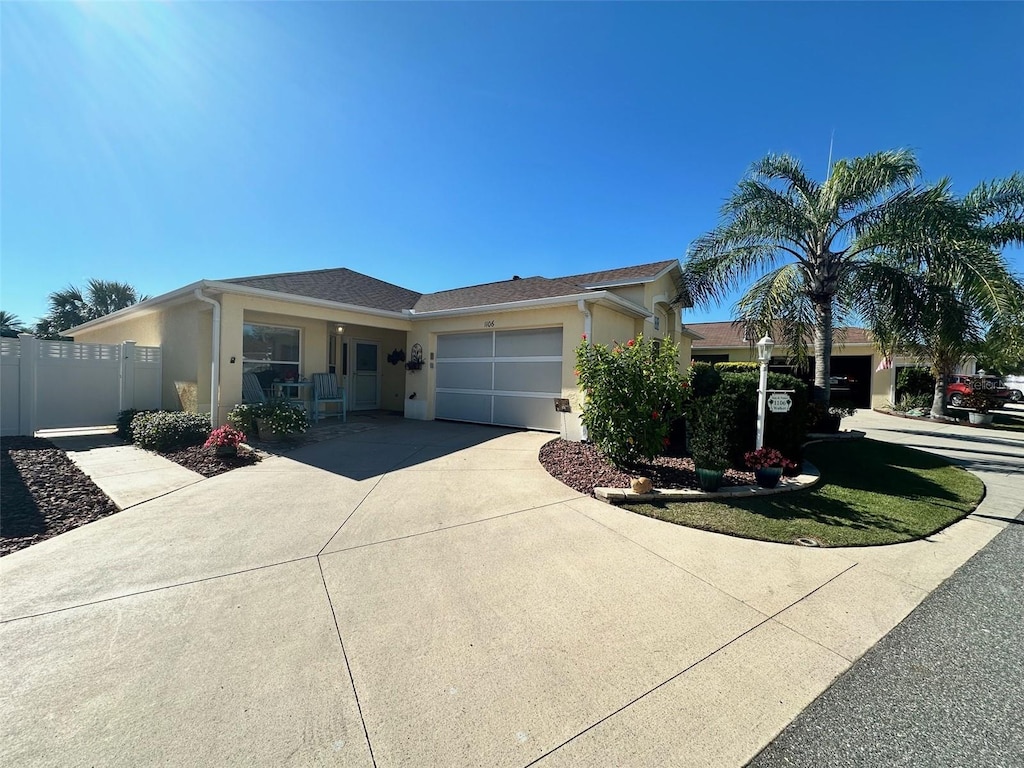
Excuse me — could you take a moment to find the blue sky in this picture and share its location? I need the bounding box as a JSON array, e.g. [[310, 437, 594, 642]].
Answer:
[[3, 1, 1022, 327]]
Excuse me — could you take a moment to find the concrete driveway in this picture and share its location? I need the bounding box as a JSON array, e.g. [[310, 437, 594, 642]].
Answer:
[[2, 415, 1018, 766]]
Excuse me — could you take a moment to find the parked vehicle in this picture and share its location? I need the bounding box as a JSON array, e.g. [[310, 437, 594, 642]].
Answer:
[[946, 375, 1012, 408], [1000, 375, 1024, 403]]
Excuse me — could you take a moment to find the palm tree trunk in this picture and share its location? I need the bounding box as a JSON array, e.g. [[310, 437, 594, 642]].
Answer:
[[813, 299, 833, 404], [931, 370, 949, 418]]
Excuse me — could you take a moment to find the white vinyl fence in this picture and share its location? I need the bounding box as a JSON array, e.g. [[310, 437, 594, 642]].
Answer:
[[1, 335, 162, 436]]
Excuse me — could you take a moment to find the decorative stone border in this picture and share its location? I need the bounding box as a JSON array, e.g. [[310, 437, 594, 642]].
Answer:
[[806, 429, 866, 441], [594, 462, 820, 505]]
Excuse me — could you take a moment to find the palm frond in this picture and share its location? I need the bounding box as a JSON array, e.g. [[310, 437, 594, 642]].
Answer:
[[824, 149, 920, 214]]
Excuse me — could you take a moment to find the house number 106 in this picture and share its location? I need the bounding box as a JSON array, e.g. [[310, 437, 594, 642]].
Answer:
[[483, 320, 495, 328]]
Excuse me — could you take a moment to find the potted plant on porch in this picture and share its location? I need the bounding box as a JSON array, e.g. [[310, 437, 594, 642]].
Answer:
[[744, 447, 796, 489], [228, 400, 309, 442]]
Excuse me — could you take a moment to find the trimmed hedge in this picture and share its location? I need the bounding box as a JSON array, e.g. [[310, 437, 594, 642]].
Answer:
[[683, 364, 809, 471], [713, 361, 761, 373], [130, 411, 212, 452], [716, 372, 809, 469]]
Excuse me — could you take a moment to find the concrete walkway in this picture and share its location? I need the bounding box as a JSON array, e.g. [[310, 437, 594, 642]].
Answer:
[[49, 431, 205, 509], [751, 409, 1024, 768], [2, 414, 1021, 767]]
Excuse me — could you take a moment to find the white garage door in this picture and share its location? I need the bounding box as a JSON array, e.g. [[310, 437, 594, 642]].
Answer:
[[435, 328, 563, 431]]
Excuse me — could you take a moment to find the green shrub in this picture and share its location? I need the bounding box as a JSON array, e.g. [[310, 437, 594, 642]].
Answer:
[[576, 334, 686, 467], [687, 361, 722, 398], [715, 372, 809, 469], [687, 393, 733, 470], [897, 366, 934, 400], [896, 392, 933, 411], [713, 361, 760, 373], [116, 408, 153, 440], [131, 411, 211, 451]]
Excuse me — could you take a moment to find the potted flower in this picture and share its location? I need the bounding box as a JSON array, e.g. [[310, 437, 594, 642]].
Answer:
[[744, 447, 796, 489], [961, 393, 995, 425], [254, 400, 309, 441], [229, 400, 309, 442], [204, 425, 246, 457]]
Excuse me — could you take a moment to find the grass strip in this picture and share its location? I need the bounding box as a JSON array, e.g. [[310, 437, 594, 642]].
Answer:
[[624, 438, 983, 547]]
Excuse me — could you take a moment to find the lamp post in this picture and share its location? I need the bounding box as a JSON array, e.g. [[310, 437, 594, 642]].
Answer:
[[755, 335, 774, 450]]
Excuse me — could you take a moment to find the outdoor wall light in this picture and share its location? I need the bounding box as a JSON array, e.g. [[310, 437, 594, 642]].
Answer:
[[336, 325, 345, 334]]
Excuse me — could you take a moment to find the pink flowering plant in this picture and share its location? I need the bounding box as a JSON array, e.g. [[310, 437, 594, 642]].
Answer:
[[575, 333, 685, 467], [204, 425, 246, 450], [743, 447, 795, 471]]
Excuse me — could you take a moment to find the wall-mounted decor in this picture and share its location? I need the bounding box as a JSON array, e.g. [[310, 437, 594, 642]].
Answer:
[[406, 343, 425, 371], [386, 348, 406, 366]]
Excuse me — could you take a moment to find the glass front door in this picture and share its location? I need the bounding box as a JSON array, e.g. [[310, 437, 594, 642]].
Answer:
[[353, 341, 379, 409]]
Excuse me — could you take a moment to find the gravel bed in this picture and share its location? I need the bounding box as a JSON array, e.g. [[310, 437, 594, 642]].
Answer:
[[1, 436, 119, 557], [539, 438, 756, 496]]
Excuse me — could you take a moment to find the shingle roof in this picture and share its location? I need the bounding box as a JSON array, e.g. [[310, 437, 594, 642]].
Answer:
[[412, 260, 678, 313], [688, 321, 872, 348], [220, 260, 679, 314], [221, 268, 422, 313]]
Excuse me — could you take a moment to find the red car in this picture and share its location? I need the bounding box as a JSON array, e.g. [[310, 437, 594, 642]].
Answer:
[[946, 375, 1012, 408]]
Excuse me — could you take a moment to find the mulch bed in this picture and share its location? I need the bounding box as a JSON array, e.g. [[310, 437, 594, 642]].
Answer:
[[160, 445, 261, 478], [539, 438, 756, 497], [1, 437, 261, 557], [1, 436, 119, 557]]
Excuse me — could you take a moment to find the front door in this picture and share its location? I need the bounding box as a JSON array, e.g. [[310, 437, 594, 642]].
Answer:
[[353, 341, 380, 409]]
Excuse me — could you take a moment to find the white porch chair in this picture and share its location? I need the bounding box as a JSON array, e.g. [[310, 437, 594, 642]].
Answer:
[[242, 373, 267, 403], [312, 373, 346, 422]]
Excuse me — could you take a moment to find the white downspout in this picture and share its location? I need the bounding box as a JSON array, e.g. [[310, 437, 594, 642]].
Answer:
[[575, 300, 592, 442], [194, 288, 221, 425], [577, 299, 592, 341]]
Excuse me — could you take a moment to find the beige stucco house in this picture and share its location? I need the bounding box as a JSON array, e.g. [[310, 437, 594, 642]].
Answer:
[[688, 321, 902, 409], [70, 260, 697, 438]]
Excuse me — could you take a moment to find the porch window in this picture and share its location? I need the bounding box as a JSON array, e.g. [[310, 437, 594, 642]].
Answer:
[[243, 324, 300, 391]]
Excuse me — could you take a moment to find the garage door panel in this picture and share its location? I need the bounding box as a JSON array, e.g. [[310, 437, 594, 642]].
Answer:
[[435, 392, 492, 424], [493, 395, 560, 431], [437, 333, 493, 359], [494, 328, 562, 357], [493, 361, 562, 393], [436, 361, 492, 391], [435, 328, 563, 432]]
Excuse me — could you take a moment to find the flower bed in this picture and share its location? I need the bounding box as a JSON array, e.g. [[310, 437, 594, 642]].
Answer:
[[539, 438, 755, 497]]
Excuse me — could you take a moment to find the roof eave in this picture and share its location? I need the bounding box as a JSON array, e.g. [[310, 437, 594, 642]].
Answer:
[[408, 290, 652, 320]]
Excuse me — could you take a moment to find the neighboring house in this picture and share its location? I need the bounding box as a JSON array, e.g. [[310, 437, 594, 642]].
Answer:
[[70, 260, 698, 438], [686, 321, 976, 409]]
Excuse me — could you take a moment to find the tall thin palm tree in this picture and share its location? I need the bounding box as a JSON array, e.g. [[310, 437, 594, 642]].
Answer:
[[856, 174, 1024, 416], [678, 150, 931, 402]]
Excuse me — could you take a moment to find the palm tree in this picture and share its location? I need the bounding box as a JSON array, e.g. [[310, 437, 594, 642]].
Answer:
[[0, 310, 26, 337], [857, 174, 1024, 417], [678, 150, 932, 403], [34, 279, 147, 339]]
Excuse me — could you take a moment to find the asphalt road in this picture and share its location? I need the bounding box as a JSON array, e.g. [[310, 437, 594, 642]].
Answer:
[[749, 515, 1024, 768]]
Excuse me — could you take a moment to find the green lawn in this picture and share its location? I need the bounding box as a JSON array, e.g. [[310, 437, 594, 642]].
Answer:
[[624, 439, 984, 547]]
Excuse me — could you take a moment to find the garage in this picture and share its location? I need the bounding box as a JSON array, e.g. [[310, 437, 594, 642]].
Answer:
[[435, 328, 563, 431]]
